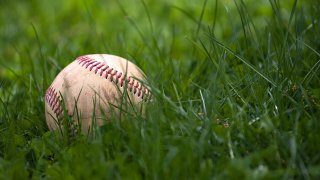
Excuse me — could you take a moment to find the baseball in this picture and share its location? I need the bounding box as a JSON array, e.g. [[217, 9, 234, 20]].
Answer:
[[44, 54, 150, 134]]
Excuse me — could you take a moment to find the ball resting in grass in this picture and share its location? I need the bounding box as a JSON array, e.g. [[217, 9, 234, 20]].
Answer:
[[44, 54, 151, 134]]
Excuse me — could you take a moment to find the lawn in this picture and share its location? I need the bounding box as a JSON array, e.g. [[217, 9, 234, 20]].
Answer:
[[0, 0, 319, 179]]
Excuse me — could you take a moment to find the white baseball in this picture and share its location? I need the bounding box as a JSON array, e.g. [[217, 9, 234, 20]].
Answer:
[[44, 54, 150, 133]]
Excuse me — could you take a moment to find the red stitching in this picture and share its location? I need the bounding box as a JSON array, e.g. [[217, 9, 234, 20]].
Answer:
[[95, 63, 104, 74], [45, 87, 63, 118], [89, 62, 101, 71], [120, 77, 125, 87], [117, 72, 122, 79], [76, 56, 151, 100], [85, 61, 95, 68], [100, 66, 109, 76], [107, 68, 113, 81], [111, 70, 118, 82], [79, 56, 91, 64]]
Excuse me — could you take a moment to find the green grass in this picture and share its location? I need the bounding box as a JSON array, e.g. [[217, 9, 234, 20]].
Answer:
[[1, 0, 320, 179]]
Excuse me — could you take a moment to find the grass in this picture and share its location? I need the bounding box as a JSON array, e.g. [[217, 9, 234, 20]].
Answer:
[[0, 0, 320, 179]]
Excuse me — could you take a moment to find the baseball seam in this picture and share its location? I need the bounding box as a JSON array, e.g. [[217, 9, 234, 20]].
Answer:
[[45, 87, 79, 135], [76, 55, 151, 100], [45, 87, 63, 118]]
